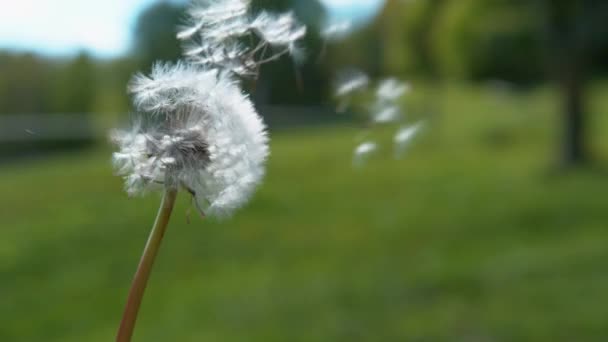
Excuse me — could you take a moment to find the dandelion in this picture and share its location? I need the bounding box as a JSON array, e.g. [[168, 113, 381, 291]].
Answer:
[[112, 62, 269, 342], [112, 63, 268, 217], [111, 0, 302, 340], [321, 20, 352, 41]]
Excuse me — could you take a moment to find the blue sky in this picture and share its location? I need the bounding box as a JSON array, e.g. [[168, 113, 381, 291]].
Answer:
[[0, 0, 383, 58]]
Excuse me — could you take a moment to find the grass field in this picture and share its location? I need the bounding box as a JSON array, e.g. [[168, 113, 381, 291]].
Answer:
[[1, 84, 608, 341]]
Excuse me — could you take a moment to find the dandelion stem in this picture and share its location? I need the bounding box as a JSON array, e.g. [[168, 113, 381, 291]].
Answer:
[[116, 188, 178, 342]]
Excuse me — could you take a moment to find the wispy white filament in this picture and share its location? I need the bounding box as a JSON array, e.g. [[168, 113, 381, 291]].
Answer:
[[177, 0, 307, 77]]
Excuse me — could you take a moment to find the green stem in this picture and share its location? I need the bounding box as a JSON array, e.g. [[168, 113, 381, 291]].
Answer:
[[116, 189, 178, 342]]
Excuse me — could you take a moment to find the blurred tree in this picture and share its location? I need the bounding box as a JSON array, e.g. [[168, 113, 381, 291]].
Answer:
[[540, 0, 608, 165], [374, 0, 409, 77], [402, 0, 446, 78], [132, 1, 185, 72], [425, 0, 608, 165], [432, 0, 545, 83], [94, 57, 139, 118], [53, 52, 97, 114], [0, 52, 54, 114], [325, 25, 383, 78]]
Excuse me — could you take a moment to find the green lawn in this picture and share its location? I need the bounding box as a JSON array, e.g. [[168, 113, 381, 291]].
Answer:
[[1, 84, 608, 341]]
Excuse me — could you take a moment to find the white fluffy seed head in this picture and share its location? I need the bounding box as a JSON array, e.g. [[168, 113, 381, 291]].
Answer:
[[112, 63, 269, 217]]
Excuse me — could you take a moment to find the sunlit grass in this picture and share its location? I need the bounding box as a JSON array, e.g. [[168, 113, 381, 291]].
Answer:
[[1, 83, 608, 341]]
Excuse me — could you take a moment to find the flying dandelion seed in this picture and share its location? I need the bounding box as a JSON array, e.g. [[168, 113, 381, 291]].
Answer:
[[376, 78, 411, 102], [372, 105, 401, 123], [335, 69, 369, 97], [321, 20, 352, 41], [353, 141, 377, 167], [334, 68, 369, 112], [316, 20, 352, 62], [394, 122, 423, 158], [332, 69, 422, 167]]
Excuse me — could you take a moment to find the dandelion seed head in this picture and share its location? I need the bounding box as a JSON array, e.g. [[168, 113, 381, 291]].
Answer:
[[112, 63, 269, 217]]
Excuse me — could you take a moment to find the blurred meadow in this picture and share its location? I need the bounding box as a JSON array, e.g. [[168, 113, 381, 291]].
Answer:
[[2, 0, 608, 341]]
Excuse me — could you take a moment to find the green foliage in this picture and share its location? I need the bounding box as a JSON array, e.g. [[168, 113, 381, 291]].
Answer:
[[52, 52, 97, 114], [433, 0, 545, 83], [3, 84, 608, 340], [326, 27, 383, 78], [0, 52, 56, 114], [326, 0, 406, 78], [132, 2, 185, 72], [401, 0, 446, 77]]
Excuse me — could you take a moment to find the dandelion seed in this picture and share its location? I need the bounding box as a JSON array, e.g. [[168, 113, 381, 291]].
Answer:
[[333, 68, 369, 112], [335, 69, 369, 97], [252, 12, 307, 46], [394, 122, 423, 158], [372, 105, 401, 123], [376, 78, 410, 102], [321, 20, 352, 41], [353, 141, 377, 167]]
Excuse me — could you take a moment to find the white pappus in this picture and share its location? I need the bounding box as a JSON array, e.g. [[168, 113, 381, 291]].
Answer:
[[111, 63, 269, 217]]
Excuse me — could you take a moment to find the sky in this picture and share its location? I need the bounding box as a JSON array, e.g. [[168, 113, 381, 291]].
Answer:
[[0, 0, 383, 58]]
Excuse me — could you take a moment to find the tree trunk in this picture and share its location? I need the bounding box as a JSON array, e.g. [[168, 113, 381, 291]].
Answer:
[[560, 64, 586, 166], [545, 0, 589, 166]]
